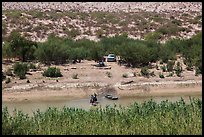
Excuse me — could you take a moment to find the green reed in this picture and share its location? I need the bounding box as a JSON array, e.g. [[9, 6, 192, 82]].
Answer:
[[2, 97, 202, 135]]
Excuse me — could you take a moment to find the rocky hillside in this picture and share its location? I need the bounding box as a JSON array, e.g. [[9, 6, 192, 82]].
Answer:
[[2, 2, 202, 42]]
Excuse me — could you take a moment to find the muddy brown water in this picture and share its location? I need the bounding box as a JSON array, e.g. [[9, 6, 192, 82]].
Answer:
[[2, 93, 202, 116]]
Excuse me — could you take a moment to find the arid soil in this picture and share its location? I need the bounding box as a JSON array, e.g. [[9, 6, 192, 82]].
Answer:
[[2, 2, 202, 42], [2, 60, 202, 102]]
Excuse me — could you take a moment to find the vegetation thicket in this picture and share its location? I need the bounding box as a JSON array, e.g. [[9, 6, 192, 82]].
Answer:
[[2, 98, 202, 135], [2, 31, 202, 75]]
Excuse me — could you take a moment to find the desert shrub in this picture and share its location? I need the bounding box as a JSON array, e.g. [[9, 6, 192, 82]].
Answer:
[[166, 72, 174, 77], [106, 72, 112, 78], [144, 31, 162, 41], [159, 73, 165, 78], [156, 65, 159, 70], [175, 62, 182, 77], [157, 23, 178, 35], [72, 73, 78, 79], [141, 67, 150, 78], [27, 63, 36, 70], [96, 29, 104, 38], [122, 73, 128, 78], [167, 61, 175, 72], [67, 29, 80, 38], [186, 63, 193, 71], [5, 68, 13, 76], [5, 10, 22, 19], [160, 65, 167, 72], [171, 19, 181, 26], [195, 67, 202, 76], [5, 78, 11, 84], [42, 67, 62, 78], [13, 62, 28, 79]]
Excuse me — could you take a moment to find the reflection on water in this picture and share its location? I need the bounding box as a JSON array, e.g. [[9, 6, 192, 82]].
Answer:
[[2, 95, 202, 116]]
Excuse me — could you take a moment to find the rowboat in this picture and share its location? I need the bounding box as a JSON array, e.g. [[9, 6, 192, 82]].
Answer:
[[105, 94, 118, 100], [91, 101, 99, 106]]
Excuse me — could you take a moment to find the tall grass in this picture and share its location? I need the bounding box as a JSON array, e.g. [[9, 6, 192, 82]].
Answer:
[[2, 97, 202, 135]]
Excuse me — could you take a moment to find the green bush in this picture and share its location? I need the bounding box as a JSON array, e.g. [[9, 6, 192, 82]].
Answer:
[[159, 73, 165, 78], [144, 32, 162, 41], [141, 67, 150, 78], [195, 67, 201, 76], [42, 67, 63, 78], [13, 62, 28, 79], [167, 72, 174, 77], [175, 62, 182, 77], [160, 65, 167, 72], [72, 73, 78, 79]]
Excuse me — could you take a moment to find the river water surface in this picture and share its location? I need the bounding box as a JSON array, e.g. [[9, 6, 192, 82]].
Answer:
[[2, 92, 202, 116]]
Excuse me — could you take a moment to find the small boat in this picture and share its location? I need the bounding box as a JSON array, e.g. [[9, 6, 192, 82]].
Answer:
[[105, 94, 118, 100], [91, 101, 99, 106]]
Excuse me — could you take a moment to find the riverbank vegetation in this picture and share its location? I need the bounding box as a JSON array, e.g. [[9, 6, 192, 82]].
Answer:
[[2, 97, 202, 135], [2, 31, 202, 82], [3, 31, 202, 68]]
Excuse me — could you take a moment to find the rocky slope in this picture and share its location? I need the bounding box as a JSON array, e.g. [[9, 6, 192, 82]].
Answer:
[[2, 2, 202, 42]]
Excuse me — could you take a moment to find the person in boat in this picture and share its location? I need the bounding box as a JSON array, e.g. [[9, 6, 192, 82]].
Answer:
[[90, 93, 98, 105], [93, 93, 97, 102], [90, 95, 94, 104]]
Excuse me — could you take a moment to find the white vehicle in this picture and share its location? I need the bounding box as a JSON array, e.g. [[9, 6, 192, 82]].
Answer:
[[107, 54, 116, 62]]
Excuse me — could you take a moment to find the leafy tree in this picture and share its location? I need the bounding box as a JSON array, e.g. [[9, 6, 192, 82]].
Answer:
[[35, 35, 70, 64], [2, 42, 13, 60], [7, 31, 37, 62]]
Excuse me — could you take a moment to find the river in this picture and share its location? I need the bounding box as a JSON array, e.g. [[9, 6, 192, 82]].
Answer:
[[2, 93, 202, 116]]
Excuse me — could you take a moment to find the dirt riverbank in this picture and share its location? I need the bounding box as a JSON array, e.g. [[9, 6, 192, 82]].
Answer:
[[2, 60, 202, 102]]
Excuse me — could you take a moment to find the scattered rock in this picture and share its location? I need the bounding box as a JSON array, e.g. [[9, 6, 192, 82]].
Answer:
[[27, 80, 30, 83]]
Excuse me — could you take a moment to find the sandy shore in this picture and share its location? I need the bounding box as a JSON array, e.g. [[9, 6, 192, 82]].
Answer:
[[2, 80, 202, 102]]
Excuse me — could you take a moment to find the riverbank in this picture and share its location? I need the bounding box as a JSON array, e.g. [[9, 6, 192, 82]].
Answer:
[[2, 79, 202, 102], [2, 60, 202, 102]]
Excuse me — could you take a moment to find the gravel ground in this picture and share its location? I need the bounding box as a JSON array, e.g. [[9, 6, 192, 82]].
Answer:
[[2, 2, 202, 13]]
